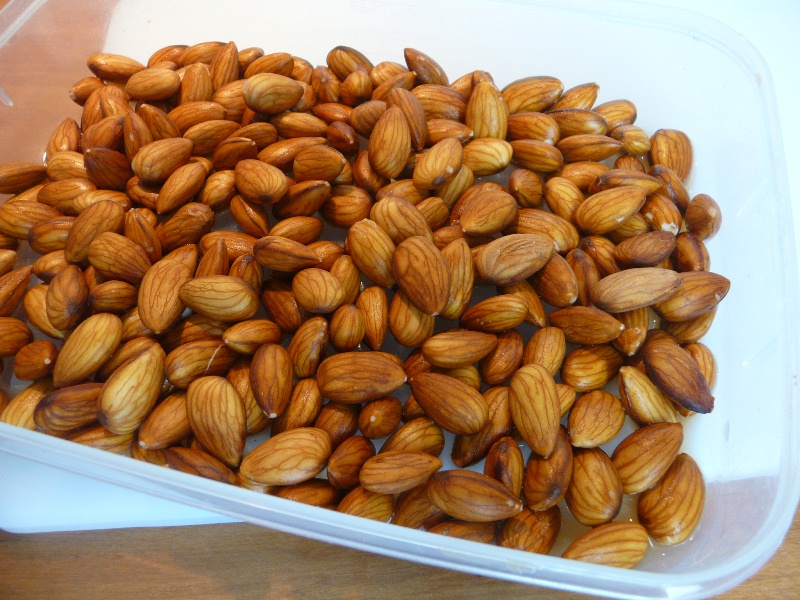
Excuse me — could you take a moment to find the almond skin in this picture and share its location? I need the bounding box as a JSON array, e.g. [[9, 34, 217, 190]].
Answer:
[[509, 363, 561, 458], [642, 335, 715, 414], [359, 450, 443, 495], [392, 235, 450, 316], [179, 275, 259, 322], [498, 505, 561, 555], [164, 447, 235, 485], [317, 351, 407, 403], [253, 235, 322, 272], [186, 376, 247, 468], [568, 390, 626, 448], [327, 435, 376, 490], [474, 233, 554, 286], [368, 105, 411, 179], [590, 267, 680, 313], [242, 73, 304, 114], [137, 257, 195, 334], [421, 329, 497, 369], [240, 427, 332, 486], [52, 312, 123, 387], [561, 521, 649, 568], [611, 422, 684, 494], [565, 447, 623, 526], [638, 453, 705, 545], [97, 342, 166, 434], [249, 343, 293, 419], [409, 372, 489, 435], [426, 469, 523, 522], [523, 425, 573, 510]]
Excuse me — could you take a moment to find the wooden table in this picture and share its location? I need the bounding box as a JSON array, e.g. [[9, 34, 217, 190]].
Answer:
[[1, 506, 798, 599]]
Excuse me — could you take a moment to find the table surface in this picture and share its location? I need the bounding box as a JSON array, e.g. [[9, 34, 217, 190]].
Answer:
[[2, 0, 799, 597], [1, 509, 798, 599]]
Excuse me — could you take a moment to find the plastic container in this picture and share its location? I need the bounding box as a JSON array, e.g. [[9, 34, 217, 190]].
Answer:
[[1, 0, 798, 598]]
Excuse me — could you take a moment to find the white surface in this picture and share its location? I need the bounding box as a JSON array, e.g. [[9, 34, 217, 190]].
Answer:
[[648, 0, 800, 268]]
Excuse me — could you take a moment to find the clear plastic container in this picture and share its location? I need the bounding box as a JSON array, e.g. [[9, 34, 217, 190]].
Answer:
[[1, 0, 798, 598]]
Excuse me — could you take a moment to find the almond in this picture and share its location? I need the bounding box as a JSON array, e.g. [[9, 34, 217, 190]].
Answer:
[[337, 485, 394, 522], [567, 390, 626, 448], [358, 396, 403, 439], [483, 436, 524, 497], [474, 233, 553, 286], [0, 265, 33, 317], [186, 375, 247, 468], [638, 453, 705, 545], [561, 521, 649, 568], [317, 351, 407, 403], [327, 435, 376, 490], [439, 238, 475, 320], [393, 484, 448, 530], [137, 256, 194, 334], [426, 469, 523, 522], [573, 185, 648, 235], [368, 105, 411, 179], [292, 267, 345, 314], [549, 306, 625, 345], [382, 417, 444, 457], [649, 128, 693, 181], [509, 363, 561, 458], [618, 365, 679, 425], [164, 447, 235, 484], [392, 235, 449, 316], [426, 520, 497, 543], [420, 329, 497, 368], [498, 505, 561, 555], [164, 339, 238, 389], [652, 270, 730, 322], [642, 334, 715, 414], [508, 208, 580, 254], [523, 425, 573, 510], [359, 450, 442, 494], [137, 391, 191, 450], [248, 342, 293, 419], [98, 342, 166, 434], [87, 231, 151, 285], [451, 386, 512, 468], [33, 382, 102, 433], [270, 377, 323, 436], [611, 422, 683, 494], [131, 137, 194, 184], [502, 76, 563, 113], [346, 218, 397, 287], [459, 293, 528, 334], [409, 372, 489, 435], [565, 447, 623, 526], [1, 377, 55, 430], [241, 73, 304, 114], [389, 290, 434, 348], [221, 319, 282, 355], [253, 235, 322, 272], [0, 161, 48, 194], [52, 312, 122, 387], [13, 340, 58, 381], [45, 264, 88, 330], [590, 267, 680, 313], [179, 275, 259, 321], [240, 427, 331, 486], [412, 136, 463, 190]]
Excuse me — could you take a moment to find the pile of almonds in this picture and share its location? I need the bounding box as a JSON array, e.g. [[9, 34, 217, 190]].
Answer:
[[0, 42, 730, 569]]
